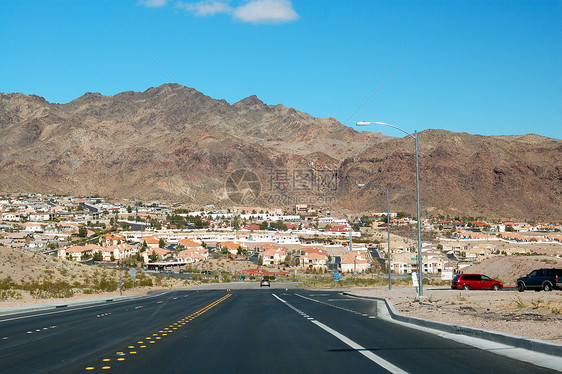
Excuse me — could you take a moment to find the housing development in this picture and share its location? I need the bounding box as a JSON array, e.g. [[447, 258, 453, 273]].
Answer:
[[2, 193, 560, 281]]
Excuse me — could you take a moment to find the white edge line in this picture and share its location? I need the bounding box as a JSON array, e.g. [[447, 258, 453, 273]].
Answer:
[[272, 293, 408, 374], [0, 290, 173, 323]]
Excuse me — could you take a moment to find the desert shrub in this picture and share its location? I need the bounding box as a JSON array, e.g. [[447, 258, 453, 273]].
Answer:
[[94, 277, 118, 292], [0, 289, 22, 301], [24, 280, 75, 299], [0, 277, 17, 290]]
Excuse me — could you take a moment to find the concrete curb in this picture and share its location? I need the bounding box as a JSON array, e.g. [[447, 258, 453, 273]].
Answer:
[[343, 292, 562, 357], [0, 294, 146, 317]]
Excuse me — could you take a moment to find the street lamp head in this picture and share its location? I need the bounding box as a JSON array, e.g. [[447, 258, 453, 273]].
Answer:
[[356, 122, 371, 126], [357, 183, 366, 187]]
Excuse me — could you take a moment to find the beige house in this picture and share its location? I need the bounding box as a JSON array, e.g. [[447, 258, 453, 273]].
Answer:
[[58, 244, 103, 261], [178, 247, 208, 263], [339, 251, 370, 273], [259, 247, 287, 266], [300, 252, 327, 271], [218, 241, 247, 255], [143, 247, 173, 263], [100, 243, 138, 261]]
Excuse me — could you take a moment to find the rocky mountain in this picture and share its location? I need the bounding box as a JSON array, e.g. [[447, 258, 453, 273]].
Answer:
[[0, 83, 560, 219]]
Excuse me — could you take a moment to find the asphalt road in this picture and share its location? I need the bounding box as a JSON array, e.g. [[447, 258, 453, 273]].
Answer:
[[0, 285, 556, 374]]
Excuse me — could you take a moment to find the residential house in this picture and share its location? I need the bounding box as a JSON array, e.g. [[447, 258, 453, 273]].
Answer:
[[28, 212, 56, 222], [259, 247, 287, 266], [339, 251, 370, 273], [143, 247, 174, 263], [100, 233, 126, 246], [100, 243, 138, 261], [300, 251, 327, 271], [140, 235, 161, 248], [58, 244, 103, 261], [217, 241, 246, 255], [178, 247, 208, 263]]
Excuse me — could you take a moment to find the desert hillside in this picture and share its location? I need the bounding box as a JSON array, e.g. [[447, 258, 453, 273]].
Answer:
[[1, 84, 561, 219]]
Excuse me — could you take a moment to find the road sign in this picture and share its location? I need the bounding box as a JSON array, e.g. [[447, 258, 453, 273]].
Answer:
[[334, 272, 340, 282], [129, 268, 137, 288], [411, 272, 419, 287], [411, 258, 420, 261]]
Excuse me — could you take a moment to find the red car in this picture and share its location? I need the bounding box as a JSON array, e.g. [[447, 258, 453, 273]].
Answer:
[[451, 274, 503, 290]]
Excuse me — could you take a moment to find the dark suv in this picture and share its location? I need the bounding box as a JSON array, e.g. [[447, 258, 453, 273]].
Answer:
[[517, 268, 562, 292]]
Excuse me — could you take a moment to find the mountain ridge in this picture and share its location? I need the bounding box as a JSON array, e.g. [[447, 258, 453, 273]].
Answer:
[[1, 84, 560, 219]]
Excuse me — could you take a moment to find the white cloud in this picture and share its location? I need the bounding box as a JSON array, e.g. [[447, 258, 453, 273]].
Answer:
[[175, 0, 299, 24], [234, 0, 298, 24], [138, 0, 168, 7], [177, 1, 233, 16]]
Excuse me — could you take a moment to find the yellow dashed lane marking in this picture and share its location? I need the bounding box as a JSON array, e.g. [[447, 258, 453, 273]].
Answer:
[[84, 294, 232, 371]]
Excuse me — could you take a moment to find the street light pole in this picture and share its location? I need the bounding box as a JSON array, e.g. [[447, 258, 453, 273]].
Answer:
[[358, 182, 391, 290], [357, 121, 423, 297]]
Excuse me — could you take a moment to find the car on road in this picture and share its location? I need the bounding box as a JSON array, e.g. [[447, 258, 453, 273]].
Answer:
[[260, 279, 270, 287], [517, 268, 562, 292], [201, 270, 212, 275], [451, 274, 503, 290]]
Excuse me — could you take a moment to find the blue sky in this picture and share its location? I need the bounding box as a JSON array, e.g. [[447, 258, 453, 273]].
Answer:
[[1, 0, 560, 138]]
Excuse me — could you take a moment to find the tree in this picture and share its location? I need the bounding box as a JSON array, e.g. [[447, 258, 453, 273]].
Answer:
[[159, 238, 166, 248], [396, 211, 408, 219], [257, 256, 263, 266], [259, 221, 269, 231], [149, 251, 158, 262], [92, 251, 103, 261], [78, 226, 88, 238]]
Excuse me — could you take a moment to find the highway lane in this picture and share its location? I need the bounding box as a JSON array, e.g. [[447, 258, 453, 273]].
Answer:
[[0, 290, 226, 373], [0, 288, 556, 373]]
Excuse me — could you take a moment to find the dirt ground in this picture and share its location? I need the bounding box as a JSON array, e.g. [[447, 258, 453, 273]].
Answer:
[[349, 286, 562, 344], [0, 287, 163, 309]]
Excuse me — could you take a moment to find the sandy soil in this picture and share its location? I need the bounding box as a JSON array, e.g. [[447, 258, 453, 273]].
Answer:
[[0, 287, 160, 309], [349, 286, 562, 344]]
